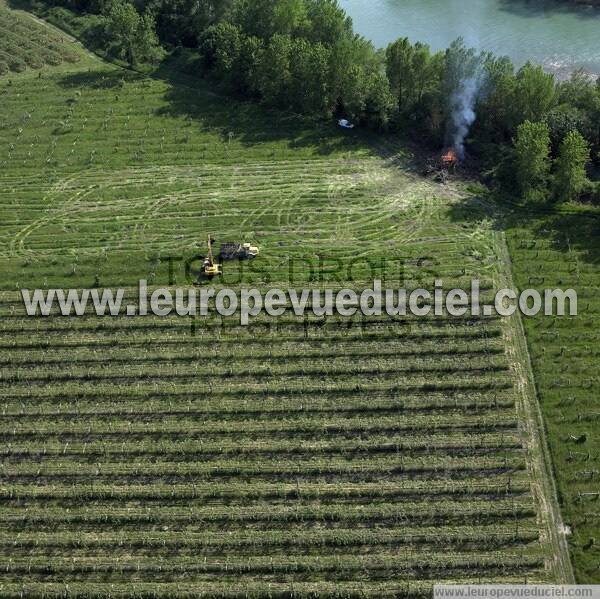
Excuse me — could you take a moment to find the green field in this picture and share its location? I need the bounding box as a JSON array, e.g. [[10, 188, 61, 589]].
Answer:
[[505, 208, 600, 583], [0, 4, 589, 596]]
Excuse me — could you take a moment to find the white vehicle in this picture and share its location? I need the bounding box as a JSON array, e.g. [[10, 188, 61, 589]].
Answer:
[[338, 119, 355, 129]]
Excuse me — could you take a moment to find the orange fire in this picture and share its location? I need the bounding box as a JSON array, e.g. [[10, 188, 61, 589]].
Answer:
[[441, 147, 459, 167]]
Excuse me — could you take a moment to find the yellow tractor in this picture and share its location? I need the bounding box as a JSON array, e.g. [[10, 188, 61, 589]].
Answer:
[[201, 234, 222, 278]]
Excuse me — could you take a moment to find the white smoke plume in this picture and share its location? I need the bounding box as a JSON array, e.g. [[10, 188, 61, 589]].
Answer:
[[448, 71, 485, 159], [445, 40, 487, 160]]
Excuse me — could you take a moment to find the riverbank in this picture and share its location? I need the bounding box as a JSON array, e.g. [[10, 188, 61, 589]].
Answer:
[[340, 0, 600, 78]]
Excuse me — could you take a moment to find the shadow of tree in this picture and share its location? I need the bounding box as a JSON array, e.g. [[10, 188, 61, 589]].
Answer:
[[449, 192, 600, 265], [58, 69, 142, 89], [56, 61, 366, 155], [155, 79, 361, 153]]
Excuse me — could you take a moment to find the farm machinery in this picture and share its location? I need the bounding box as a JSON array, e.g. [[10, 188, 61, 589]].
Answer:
[[196, 235, 260, 283], [200, 234, 222, 279], [218, 241, 260, 261]]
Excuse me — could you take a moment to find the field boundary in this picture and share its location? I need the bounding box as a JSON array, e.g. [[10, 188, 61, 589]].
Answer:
[[495, 231, 575, 583]]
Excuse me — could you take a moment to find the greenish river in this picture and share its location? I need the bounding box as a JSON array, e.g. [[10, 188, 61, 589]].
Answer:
[[339, 0, 600, 77]]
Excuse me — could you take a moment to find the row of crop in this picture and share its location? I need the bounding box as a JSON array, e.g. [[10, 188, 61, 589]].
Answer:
[[0, 146, 381, 172], [0, 161, 377, 191], [1, 379, 515, 408], [0, 339, 504, 367], [0, 430, 522, 457], [0, 356, 509, 385], [0, 378, 513, 408], [0, 578, 557, 599], [0, 444, 524, 468], [0, 476, 530, 502], [0, 551, 544, 581], [0, 365, 510, 390], [0, 465, 526, 487], [0, 411, 518, 436], [0, 347, 505, 373], [0, 523, 540, 553], [0, 209, 466, 249], [0, 240, 486, 270], [0, 281, 497, 315], [0, 497, 535, 525], [6, 258, 488, 290], [0, 163, 370, 191], [0, 579, 556, 599], [0, 47, 75, 78], [0, 438, 521, 464], [0, 450, 525, 482], [0, 333, 502, 358], [1, 374, 513, 396], [0, 311, 501, 335], [0, 326, 503, 351], [0, 136, 363, 160], [0, 393, 516, 418], [0, 402, 516, 422], [0, 142, 380, 171], [1, 244, 472, 273]]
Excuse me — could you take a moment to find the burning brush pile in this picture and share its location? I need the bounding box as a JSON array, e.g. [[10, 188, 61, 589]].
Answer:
[[425, 147, 461, 183], [441, 147, 459, 169]]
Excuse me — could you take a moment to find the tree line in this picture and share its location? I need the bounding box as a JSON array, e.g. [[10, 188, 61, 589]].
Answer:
[[42, 0, 600, 203]]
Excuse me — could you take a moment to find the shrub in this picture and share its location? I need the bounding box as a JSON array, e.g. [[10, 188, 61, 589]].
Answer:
[[8, 56, 27, 73]]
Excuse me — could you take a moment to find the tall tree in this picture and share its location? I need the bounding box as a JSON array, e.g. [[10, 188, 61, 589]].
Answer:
[[328, 35, 378, 119], [200, 23, 263, 95], [512, 63, 556, 124], [363, 70, 395, 130], [288, 38, 332, 114], [386, 39, 439, 116], [106, 0, 162, 65], [304, 0, 353, 44], [135, 13, 163, 64], [106, 0, 140, 65], [272, 0, 308, 36], [255, 34, 294, 107], [201, 22, 242, 77], [232, 0, 307, 39], [513, 120, 552, 200], [556, 69, 600, 157], [475, 55, 516, 143], [150, 0, 233, 47], [553, 130, 590, 203], [386, 38, 416, 112]]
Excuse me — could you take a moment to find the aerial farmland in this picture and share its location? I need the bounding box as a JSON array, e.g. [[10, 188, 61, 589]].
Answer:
[[1, 0, 599, 595]]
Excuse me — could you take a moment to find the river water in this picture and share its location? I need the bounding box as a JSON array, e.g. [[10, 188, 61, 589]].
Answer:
[[339, 0, 600, 77]]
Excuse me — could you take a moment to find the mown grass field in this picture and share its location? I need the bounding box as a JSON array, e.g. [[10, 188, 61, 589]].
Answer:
[[0, 5, 577, 596]]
